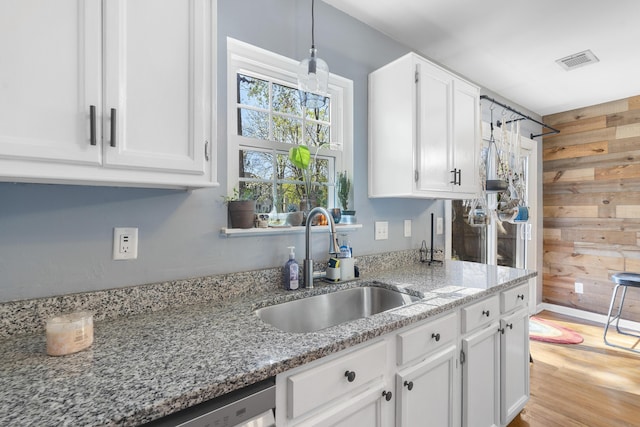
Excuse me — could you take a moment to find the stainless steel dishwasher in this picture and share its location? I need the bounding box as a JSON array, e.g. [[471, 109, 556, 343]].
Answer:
[[145, 378, 275, 427]]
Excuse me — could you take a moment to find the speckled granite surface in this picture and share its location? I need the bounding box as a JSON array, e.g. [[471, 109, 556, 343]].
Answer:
[[0, 260, 534, 426], [0, 249, 430, 339]]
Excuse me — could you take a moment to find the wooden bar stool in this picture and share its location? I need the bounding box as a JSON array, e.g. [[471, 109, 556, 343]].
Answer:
[[603, 272, 640, 352]]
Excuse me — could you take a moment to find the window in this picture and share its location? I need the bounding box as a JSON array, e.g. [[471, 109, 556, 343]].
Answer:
[[227, 38, 353, 222]]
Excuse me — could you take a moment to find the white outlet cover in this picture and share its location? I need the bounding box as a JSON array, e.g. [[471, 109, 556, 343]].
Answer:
[[113, 227, 138, 260], [404, 220, 411, 237]]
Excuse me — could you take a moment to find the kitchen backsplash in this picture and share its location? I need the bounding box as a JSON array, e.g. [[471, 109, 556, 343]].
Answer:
[[0, 248, 443, 339]]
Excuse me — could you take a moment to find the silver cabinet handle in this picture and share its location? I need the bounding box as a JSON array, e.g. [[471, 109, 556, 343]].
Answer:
[[89, 105, 97, 146], [110, 108, 117, 147]]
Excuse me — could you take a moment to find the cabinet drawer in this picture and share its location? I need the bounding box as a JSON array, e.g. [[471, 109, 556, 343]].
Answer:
[[397, 312, 457, 365], [501, 283, 529, 313], [287, 340, 387, 419], [461, 295, 500, 334]]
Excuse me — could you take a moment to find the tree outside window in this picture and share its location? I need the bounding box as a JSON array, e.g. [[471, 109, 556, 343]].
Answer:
[[236, 73, 333, 214]]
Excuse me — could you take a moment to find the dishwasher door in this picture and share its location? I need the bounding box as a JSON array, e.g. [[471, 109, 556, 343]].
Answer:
[[146, 378, 275, 427]]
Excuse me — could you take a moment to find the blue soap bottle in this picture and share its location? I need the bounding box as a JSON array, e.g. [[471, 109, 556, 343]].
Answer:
[[283, 246, 299, 290]]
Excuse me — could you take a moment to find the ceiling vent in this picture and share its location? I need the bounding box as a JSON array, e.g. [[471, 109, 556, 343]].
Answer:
[[556, 50, 599, 71]]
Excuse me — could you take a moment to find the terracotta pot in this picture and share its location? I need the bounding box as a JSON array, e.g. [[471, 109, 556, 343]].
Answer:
[[228, 200, 256, 229]]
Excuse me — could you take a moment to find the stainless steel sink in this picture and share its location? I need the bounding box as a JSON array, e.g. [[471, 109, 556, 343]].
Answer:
[[255, 286, 420, 333]]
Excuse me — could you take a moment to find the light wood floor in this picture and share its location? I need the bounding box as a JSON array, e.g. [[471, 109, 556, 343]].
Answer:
[[508, 311, 640, 427]]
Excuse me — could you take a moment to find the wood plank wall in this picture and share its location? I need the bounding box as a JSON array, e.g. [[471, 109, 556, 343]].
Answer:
[[543, 95, 640, 322]]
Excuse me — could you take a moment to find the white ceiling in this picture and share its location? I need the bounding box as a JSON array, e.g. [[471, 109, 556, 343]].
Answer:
[[324, 0, 640, 116]]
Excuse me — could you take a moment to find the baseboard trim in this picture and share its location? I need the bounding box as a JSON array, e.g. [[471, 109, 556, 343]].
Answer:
[[538, 303, 640, 333]]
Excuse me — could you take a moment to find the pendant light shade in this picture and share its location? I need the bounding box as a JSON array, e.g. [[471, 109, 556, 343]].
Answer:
[[297, 0, 329, 108]]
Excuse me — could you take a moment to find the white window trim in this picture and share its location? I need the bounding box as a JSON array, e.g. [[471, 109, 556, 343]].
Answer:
[[226, 37, 354, 211]]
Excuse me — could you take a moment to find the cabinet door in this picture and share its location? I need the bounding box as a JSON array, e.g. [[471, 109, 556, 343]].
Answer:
[[303, 386, 388, 427], [416, 59, 452, 193], [396, 345, 458, 427], [103, 0, 209, 174], [452, 79, 479, 195], [500, 308, 530, 425], [462, 322, 500, 427], [0, 0, 101, 165]]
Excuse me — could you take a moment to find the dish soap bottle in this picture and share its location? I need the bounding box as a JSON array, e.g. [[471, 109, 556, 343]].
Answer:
[[283, 246, 299, 290]]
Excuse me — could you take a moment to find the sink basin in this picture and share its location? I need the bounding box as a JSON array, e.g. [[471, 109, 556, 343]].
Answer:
[[255, 286, 421, 333]]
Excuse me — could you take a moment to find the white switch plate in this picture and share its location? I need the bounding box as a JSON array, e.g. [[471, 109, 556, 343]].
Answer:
[[574, 282, 583, 294], [436, 217, 444, 235], [113, 227, 138, 260], [375, 221, 389, 240], [404, 220, 412, 237]]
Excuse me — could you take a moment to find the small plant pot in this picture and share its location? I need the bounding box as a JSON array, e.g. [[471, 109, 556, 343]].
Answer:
[[287, 211, 303, 226], [330, 208, 342, 224], [228, 200, 256, 229]]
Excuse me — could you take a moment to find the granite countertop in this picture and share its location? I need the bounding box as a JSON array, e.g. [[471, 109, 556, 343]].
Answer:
[[0, 261, 535, 426]]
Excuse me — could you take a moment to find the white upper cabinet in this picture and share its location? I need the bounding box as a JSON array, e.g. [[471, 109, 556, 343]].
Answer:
[[0, 0, 217, 189], [0, 0, 102, 166], [369, 52, 479, 199]]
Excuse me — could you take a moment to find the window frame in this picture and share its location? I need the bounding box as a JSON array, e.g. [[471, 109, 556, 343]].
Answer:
[[227, 37, 354, 216]]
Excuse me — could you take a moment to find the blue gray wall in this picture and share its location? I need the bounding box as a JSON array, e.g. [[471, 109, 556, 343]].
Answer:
[[0, 0, 450, 302]]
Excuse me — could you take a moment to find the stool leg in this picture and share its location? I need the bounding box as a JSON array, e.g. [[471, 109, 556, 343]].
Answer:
[[603, 284, 620, 346], [614, 285, 627, 334]]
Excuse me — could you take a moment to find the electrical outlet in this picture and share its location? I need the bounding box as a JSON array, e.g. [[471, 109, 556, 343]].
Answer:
[[436, 217, 444, 235], [375, 221, 389, 240], [404, 220, 412, 237], [113, 227, 138, 260], [574, 282, 584, 294]]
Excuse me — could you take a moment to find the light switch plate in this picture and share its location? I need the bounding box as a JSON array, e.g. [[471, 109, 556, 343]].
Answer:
[[375, 221, 389, 240], [404, 220, 411, 237]]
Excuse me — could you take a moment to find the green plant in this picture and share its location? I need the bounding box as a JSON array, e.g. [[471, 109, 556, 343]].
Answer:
[[221, 187, 254, 205], [288, 143, 328, 209], [337, 170, 351, 211]]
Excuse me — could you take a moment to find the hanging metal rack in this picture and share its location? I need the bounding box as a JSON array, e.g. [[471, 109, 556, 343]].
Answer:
[[480, 95, 560, 139]]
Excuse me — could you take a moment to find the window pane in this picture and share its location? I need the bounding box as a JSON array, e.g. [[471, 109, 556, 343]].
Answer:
[[273, 83, 302, 115], [305, 122, 330, 146], [273, 115, 302, 144], [237, 74, 269, 108], [238, 108, 269, 139], [305, 100, 330, 122], [451, 200, 486, 263], [239, 150, 273, 180]]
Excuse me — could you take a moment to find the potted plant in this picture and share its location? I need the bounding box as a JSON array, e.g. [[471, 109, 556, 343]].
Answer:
[[286, 203, 303, 226], [288, 143, 328, 219], [222, 188, 256, 229], [337, 171, 354, 215]]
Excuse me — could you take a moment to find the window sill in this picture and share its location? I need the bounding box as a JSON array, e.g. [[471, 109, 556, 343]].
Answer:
[[220, 223, 363, 237]]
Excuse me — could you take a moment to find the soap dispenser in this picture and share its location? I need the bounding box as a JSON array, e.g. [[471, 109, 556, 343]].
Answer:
[[283, 246, 300, 290]]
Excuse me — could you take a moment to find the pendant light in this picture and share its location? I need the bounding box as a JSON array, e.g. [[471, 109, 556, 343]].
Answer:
[[297, 0, 329, 108]]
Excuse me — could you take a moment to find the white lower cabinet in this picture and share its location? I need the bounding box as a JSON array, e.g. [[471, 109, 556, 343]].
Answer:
[[302, 386, 388, 427], [275, 283, 530, 427], [500, 309, 530, 423], [461, 284, 531, 427], [396, 344, 458, 427], [462, 320, 501, 427], [276, 340, 391, 426]]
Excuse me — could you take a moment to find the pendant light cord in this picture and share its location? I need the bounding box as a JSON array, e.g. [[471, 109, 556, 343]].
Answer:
[[311, 0, 316, 49]]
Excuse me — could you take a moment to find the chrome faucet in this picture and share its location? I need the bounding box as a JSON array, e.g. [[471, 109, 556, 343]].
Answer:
[[304, 207, 341, 288]]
